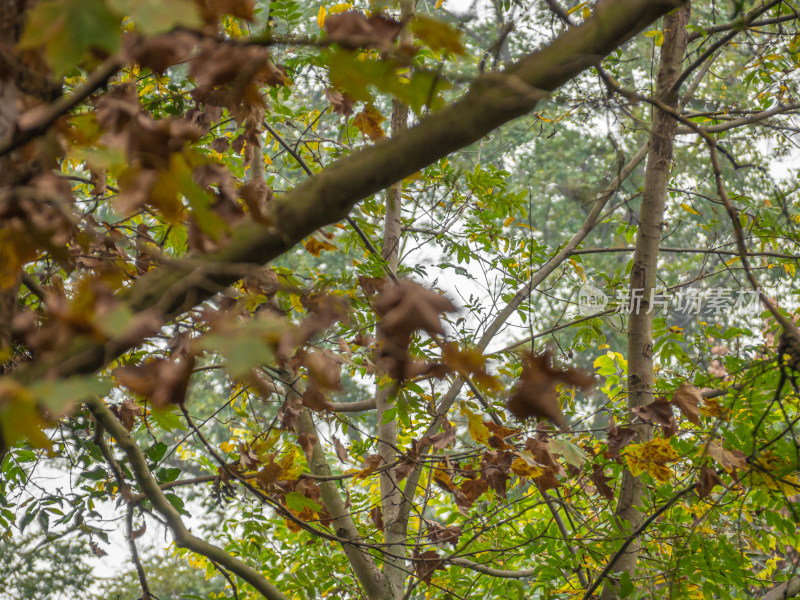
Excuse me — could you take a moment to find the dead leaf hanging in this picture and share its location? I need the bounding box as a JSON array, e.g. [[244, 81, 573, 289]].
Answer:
[[507, 350, 593, 430]]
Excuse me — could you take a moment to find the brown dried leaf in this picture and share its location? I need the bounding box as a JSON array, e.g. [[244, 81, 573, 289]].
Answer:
[[112, 399, 142, 431], [202, 0, 256, 21], [427, 420, 456, 451], [427, 522, 461, 547], [507, 351, 593, 430], [412, 549, 444, 585], [114, 357, 194, 409], [257, 459, 282, 487], [325, 11, 403, 51], [324, 88, 355, 116], [369, 505, 384, 530], [632, 396, 675, 434], [240, 179, 274, 224], [696, 464, 724, 499], [605, 419, 637, 459], [374, 281, 455, 339], [374, 280, 456, 380], [591, 464, 614, 500], [709, 358, 727, 378], [356, 454, 382, 479], [357, 276, 385, 295], [303, 350, 342, 390], [441, 342, 502, 393], [298, 432, 318, 457], [671, 382, 702, 426], [333, 435, 350, 463], [706, 441, 747, 472], [278, 397, 303, 430], [302, 385, 330, 412], [535, 467, 561, 491], [129, 31, 196, 74], [480, 450, 512, 498], [238, 443, 259, 470], [129, 522, 146, 540], [454, 477, 488, 512]]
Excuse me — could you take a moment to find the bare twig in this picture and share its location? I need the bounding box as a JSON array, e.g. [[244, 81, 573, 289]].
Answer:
[[126, 505, 152, 600]]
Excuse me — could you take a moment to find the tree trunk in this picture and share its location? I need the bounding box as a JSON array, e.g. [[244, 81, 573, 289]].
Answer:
[[599, 4, 691, 598], [376, 4, 413, 597]]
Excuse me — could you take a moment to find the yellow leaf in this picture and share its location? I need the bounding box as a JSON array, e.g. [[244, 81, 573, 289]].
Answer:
[[280, 445, 301, 479], [352, 105, 385, 140], [317, 5, 326, 28], [220, 441, 235, 453], [567, 2, 585, 15], [700, 396, 727, 419], [461, 403, 490, 446], [503, 215, 515, 227], [289, 294, 304, 314], [569, 258, 586, 282], [304, 236, 337, 257], [680, 203, 701, 215], [409, 15, 465, 55], [511, 455, 542, 478], [435, 0, 444, 7], [624, 438, 679, 482], [329, 3, 352, 14]]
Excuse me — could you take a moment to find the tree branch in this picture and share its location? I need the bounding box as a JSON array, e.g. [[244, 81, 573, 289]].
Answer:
[[0, 55, 123, 158], [761, 577, 800, 600], [9, 0, 688, 388], [84, 396, 289, 600], [126, 504, 152, 600]]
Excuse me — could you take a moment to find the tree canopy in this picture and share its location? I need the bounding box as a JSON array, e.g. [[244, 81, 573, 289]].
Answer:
[[2, 0, 800, 599]]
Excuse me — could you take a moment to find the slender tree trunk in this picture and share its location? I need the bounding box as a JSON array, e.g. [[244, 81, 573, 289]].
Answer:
[[599, 5, 690, 599], [376, 4, 413, 597]]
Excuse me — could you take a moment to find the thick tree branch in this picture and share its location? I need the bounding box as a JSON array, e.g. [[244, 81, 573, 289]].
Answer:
[[9, 0, 687, 388], [761, 577, 800, 600], [293, 406, 392, 600], [84, 396, 289, 600]]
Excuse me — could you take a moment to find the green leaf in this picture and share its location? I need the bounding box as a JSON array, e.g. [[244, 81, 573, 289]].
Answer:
[[285, 492, 322, 513], [14, 450, 37, 463], [146, 442, 168, 463], [202, 333, 276, 379], [157, 467, 182, 483], [164, 493, 186, 513], [30, 376, 112, 418], [380, 406, 397, 424], [19, 0, 121, 77], [548, 439, 588, 468], [37, 510, 50, 533], [19, 509, 36, 533], [150, 409, 185, 432]]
